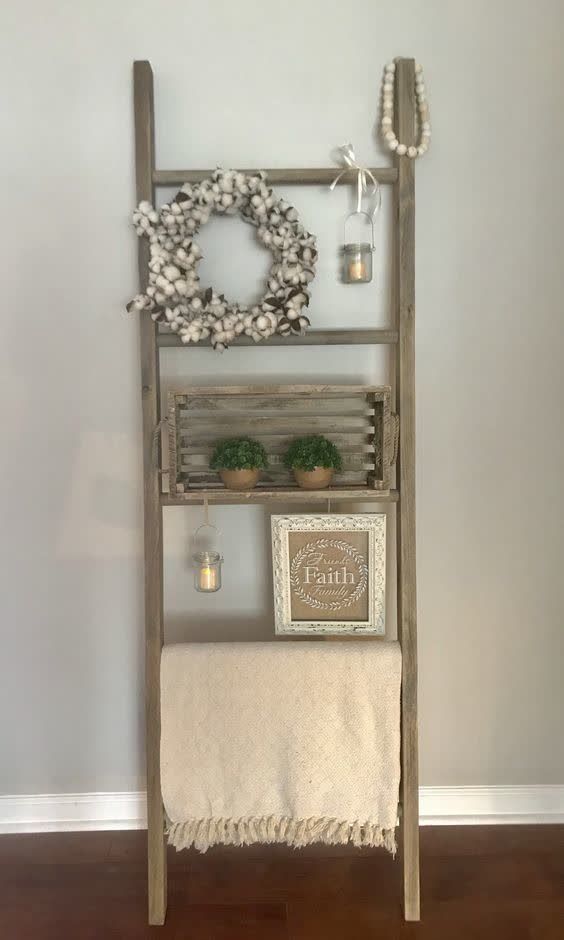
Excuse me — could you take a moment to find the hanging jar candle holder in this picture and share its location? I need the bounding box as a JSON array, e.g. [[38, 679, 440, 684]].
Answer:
[[194, 548, 223, 593], [343, 211, 375, 283], [330, 144, 381, 285], [192, 502, 223, 593]]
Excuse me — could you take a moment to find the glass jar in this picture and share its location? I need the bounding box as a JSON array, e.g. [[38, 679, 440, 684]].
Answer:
[[194, 551, 223, 593], [343, 242, 373, 283]]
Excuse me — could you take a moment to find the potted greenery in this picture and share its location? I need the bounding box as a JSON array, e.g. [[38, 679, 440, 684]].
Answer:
[[284, 435, 343, 489], [210, 437, 268, 490]]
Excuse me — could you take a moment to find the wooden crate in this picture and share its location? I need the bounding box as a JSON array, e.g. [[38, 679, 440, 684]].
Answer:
[[166, 385, 396, 495]]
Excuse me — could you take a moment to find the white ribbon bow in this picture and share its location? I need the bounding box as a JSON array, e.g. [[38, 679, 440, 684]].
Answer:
[[330, 143, 381, 216]]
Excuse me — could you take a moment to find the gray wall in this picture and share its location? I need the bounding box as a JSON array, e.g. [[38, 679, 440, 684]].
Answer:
[[1, 0, 563, 795]]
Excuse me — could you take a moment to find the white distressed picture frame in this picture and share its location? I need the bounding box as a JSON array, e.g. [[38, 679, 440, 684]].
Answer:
[[271, 514, 386, 635]]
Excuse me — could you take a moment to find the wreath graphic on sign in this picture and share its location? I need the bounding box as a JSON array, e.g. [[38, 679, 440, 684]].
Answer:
[[127, 169, 317, 351], [290, 538, 368, 612]]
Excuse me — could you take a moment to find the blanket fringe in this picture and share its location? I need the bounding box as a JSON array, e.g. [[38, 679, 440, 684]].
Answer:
[[166, 815, 397, 856]]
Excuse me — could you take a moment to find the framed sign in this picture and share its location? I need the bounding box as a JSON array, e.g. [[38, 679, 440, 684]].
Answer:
[[271, 514, 386, 635]]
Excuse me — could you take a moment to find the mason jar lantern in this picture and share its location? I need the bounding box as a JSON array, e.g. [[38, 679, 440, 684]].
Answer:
[[194, 550, 223, 593], [192, 512, 223, 593], [343, 211, 375, 283]]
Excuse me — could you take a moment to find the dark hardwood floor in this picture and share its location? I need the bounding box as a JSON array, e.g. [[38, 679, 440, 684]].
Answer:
[[0, 826, 562, 938]]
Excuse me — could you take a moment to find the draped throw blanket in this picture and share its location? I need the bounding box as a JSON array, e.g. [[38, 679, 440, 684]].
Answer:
[[160, 641, 401, 854]]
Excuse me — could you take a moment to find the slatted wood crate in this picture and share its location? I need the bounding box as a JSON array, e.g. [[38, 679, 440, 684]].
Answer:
[[167, 385, 397, 495]]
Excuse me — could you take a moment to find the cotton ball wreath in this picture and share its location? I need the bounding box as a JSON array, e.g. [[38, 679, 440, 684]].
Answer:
[[127, 169, 317, 350]]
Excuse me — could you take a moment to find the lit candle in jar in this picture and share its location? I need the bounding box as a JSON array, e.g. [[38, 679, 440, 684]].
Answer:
[[199, 565, 216, 591], [348, 258, 366, 281], [343, 241, 373, 283], [194, 551, 222, 593]]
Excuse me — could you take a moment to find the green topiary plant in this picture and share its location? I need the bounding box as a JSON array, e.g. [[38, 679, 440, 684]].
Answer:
[[283, 435, 343, 472], [210, 437, 268, 471]]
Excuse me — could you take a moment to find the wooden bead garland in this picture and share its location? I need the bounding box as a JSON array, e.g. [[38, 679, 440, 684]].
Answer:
[[381, 61, 431, 158], [127, 169, 317, 350]]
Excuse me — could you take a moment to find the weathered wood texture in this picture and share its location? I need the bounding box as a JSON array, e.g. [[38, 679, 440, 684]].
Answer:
[[166, 386, 395, 494], [154, 167, 398, 186], [395, 56, 420, 922], [134, 59, 167, 927], [162, 488, 399, 506], [158, 328, 398, 348]]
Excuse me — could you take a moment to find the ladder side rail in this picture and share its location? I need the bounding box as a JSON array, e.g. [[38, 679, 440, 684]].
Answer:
[[395, 56, 420, 922], [134, 59, 168, 927]]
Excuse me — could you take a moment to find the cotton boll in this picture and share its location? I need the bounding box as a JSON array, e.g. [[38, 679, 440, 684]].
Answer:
[[191, 297, 203, 312], [174, 279, 188, 295], [163, 265, 181, 282], [170, 321, 180, 332]]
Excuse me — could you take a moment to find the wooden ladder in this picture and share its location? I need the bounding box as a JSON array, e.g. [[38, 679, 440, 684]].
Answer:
[[134, 56, 419, 925]]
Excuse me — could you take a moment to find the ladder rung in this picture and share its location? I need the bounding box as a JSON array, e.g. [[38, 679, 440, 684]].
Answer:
[[158, 329, 398, 348], [162, 488, 399, 506], [153, 167, 397, 187]]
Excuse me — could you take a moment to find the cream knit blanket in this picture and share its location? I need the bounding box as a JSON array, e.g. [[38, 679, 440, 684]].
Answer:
[[161, 641, 401, 854]]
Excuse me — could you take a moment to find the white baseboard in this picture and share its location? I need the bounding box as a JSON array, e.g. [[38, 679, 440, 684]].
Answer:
[[418, 785, 564, 826], [0, 791, 147, 834], [0, 786, 562, 835]]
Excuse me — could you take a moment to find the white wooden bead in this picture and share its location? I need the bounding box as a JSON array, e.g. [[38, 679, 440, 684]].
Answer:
[[386, 61, 396, 72], [385, 130, 396, 142], [415, 62, 422, 73], [408, 146, 417, 158], [382, 116, 392, 126], [383, 82, 393, 92], [396, 144, 407, 156], [388, 138, 398, 151]]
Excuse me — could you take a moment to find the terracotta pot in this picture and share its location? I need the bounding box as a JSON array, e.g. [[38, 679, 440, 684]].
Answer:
[[219, 468, 260, 491], [293, 467, 334, 490]]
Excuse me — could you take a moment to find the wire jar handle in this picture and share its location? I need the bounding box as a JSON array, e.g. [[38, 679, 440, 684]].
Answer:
[[343, 210, 376, 251]]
